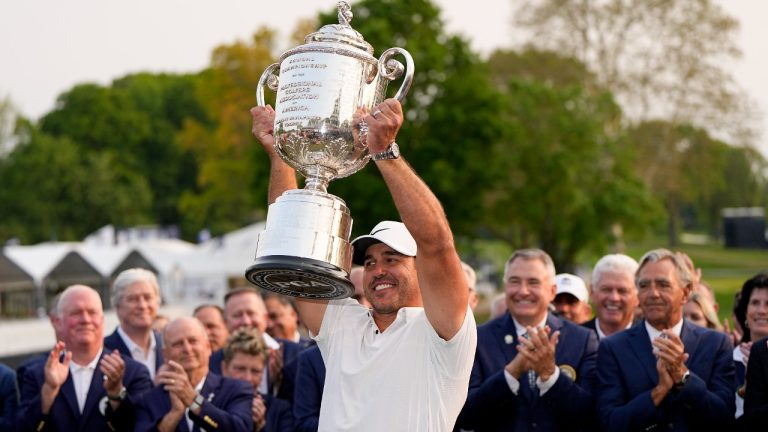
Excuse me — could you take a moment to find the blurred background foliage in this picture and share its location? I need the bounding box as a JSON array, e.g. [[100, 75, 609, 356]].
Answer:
[[0, 0, 766, 275]]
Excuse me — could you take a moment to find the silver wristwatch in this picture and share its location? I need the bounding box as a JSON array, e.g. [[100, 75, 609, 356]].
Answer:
[[107, 386, 127, 401], [372, 142, 400, 161], [189, 392, 205, 411]]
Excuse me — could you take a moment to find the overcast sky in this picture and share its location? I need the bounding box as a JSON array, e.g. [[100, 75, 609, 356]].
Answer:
[[1, 0, 765, 152]]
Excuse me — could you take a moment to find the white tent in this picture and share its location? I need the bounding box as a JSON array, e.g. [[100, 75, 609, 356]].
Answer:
[[179, 222, 264, 304]]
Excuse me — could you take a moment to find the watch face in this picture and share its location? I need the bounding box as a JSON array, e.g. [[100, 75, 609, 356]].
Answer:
[[390, 142, 400, 158]]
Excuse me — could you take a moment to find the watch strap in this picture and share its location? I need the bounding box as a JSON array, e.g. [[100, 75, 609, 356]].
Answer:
[[674, 370, 690, 389], [372, 142, 400, 161], [107, 386, 127, 401], [189, 392, 205, 410]]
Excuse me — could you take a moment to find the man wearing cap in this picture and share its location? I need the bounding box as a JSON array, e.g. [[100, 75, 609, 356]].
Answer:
[[456, 248, 598, 432], [553, 273, 592, 324], [582, 254, 639, 340], [251, 99, 477, 431]]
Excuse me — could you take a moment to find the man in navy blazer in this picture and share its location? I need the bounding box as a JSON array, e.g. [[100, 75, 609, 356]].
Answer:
[[0, 363, 17, 432], [292, 346, 324, 432], [104, 268, 164, 380], [136, 317, 253, 432], [16, 285, 153, 432], [742, 336, 768, 430], [208, 288, 301, 401], [457, 249, 598, 431], [597, 249, 735, 431]]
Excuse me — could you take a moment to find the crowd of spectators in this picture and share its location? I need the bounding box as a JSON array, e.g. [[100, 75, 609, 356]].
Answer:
[[1, 98, 767, 431]]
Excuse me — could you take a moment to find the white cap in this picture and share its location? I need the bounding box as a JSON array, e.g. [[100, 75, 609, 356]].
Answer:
[[351, 221, 417, 265], [555, 273, 588, 302]]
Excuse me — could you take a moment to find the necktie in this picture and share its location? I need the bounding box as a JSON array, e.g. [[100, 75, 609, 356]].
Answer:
[[522, 332, 537, 392]]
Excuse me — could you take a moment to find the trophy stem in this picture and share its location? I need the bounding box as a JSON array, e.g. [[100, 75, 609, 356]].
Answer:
[[303, 167, 335, 193]]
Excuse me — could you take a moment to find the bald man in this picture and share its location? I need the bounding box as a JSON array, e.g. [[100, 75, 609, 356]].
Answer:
[[135, 317, 253, 432], [209, 288, 301, 402]]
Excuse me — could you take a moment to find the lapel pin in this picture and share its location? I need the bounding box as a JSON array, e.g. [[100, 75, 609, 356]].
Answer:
[[207, 392, 215, 402], [504, 334, 514, 345]]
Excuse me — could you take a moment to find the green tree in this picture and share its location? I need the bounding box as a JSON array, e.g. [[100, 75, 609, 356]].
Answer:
[[625, 121, 768, 240], [176, 27, 282, 237], [0, 96, 19, 158], [111, 73, 206, 226], [39, 75, 207, 230], [483, 78, 658, 270], [0, 121, 152, 243], [316, 0, 506, 238], [511, 0, 761, 244]]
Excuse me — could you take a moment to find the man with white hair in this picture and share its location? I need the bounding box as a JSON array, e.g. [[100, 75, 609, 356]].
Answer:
[[583, 254, 639, 340], [105, 268, 164, 379], [17, 285, 152, 431]]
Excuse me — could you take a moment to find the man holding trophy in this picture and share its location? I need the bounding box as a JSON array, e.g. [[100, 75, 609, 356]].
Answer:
[[246, 4, 476, 430], [251, 97, 477, 430]]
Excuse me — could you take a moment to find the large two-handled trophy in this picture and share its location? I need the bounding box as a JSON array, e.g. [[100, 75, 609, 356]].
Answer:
[[245, 1, 414, 299]]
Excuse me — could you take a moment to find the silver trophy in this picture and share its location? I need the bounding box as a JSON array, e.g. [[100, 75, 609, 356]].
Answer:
[[245, 1, 414, 299]]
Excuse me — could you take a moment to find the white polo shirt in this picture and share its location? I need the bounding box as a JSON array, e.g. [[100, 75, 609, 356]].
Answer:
[[315, 298, 477, 432], [69, 348, 102, 413]]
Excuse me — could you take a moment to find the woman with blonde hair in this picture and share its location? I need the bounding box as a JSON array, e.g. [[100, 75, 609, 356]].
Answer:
[[683, 291, 722, 331]]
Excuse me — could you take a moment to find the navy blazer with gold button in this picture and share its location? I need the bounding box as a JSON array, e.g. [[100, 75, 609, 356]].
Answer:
[[457, 313, 598, 431], [135, 372, 253, 432]]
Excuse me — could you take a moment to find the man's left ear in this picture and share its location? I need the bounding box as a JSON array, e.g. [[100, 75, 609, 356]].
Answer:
[[682, 283, 693, 303]]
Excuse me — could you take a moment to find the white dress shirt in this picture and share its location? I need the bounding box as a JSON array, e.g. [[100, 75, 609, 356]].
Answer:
[[260, 332, 280, 395], [644, 319, 683, 344], [185, 376, 206, 432], [595, 317, 633, 340], [503, 316, 560, 395], [69, 348, 103, 413], [117, 326, 157, 379]]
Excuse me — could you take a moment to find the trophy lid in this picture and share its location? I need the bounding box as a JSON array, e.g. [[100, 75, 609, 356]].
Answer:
[[303, 1, 373, 55]]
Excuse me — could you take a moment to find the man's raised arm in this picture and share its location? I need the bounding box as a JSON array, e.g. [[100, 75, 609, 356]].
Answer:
[[365, 99, 468, 340], [250, 105, 328, 335]]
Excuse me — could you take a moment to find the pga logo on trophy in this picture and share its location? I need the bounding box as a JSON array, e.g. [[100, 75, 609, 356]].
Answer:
[[245, 1, 414, 299]]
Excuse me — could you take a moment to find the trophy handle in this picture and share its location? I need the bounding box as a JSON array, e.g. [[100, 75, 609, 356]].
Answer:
[[256, 63, 280, 106], [378, 48, 414, 102]]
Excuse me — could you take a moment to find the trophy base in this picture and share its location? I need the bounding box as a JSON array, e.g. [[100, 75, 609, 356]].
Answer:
[[246, 255, 354, 299]]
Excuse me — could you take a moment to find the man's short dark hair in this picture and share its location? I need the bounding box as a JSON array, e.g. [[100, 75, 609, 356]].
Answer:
[[223, 287, 261, 305], [193, 303, 225, 318]]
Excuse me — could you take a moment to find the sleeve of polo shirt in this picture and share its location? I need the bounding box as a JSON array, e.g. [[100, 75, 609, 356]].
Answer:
[[426, 306, 478, 377], [313, 299, 361, 340]]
